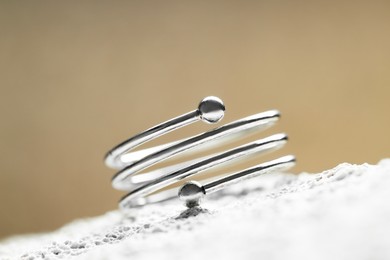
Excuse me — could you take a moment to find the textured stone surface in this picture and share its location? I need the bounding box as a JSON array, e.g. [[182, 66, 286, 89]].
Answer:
[[1, 159, 390, 260]]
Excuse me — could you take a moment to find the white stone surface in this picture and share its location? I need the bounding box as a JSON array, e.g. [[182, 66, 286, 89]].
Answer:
[[1, 159, 390, 260]]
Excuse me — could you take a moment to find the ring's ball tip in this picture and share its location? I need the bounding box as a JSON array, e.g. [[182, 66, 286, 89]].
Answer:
[[178, 181, 205, 207], [198, 96, 225, 123]]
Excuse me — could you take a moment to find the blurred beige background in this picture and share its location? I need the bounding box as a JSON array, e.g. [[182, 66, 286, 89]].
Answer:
[[0, 0, 389, 239]]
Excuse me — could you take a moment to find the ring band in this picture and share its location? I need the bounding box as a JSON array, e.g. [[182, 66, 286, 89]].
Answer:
[[104, 96, 295, 209]]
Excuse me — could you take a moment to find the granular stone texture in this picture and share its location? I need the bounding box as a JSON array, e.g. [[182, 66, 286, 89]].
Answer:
[[1, 159, 390, 260]]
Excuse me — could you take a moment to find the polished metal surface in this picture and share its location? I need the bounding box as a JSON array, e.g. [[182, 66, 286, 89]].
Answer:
[[104, 96, 295, 209]]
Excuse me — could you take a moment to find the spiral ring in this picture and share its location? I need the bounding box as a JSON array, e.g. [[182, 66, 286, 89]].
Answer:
[[104, 96, 295, 209]]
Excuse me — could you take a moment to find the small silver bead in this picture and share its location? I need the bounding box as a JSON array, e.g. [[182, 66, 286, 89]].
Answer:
[[198, 96, 225, 124], [178, 181, 206, 208]]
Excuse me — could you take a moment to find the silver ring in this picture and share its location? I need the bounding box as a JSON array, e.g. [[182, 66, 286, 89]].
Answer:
[[105, 96, 295, 209]]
